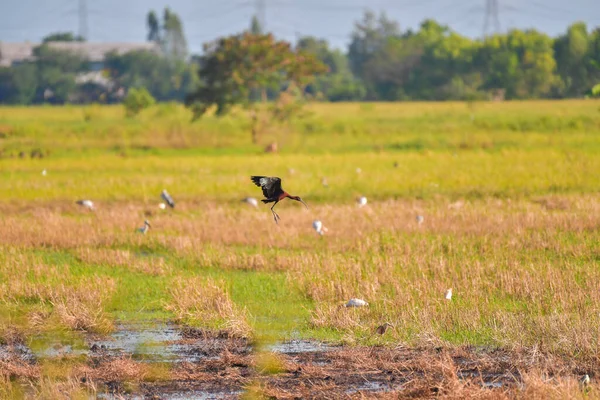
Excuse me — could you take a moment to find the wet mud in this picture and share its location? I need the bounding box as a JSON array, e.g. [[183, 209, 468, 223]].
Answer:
[[5, 324, 597, 399]]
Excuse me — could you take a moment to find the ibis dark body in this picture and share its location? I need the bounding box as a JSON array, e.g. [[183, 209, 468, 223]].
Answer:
[[250, 176, 307, 223]]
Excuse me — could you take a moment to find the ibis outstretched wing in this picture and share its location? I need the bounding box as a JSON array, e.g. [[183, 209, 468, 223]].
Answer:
[[250, 176, 284, 199]]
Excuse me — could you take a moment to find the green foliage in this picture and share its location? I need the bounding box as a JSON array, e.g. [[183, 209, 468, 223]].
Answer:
[[0, 64, 37, 104], [186, 32, 327, 118], [250, 15, 263, 35], [147, 11, 160, 43], [32, 44, 89, 104], [42, 32, 84, 43], [162, 8, 188, 59], [1, 15, 600, 105], [591, 83, 600, 97], [123, 87, 156, 117], [297, 36, 366, 101], [105, 50, 197, 102], [145, 8, 188, 59]]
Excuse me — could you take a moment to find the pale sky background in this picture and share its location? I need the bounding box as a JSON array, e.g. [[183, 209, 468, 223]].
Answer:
[[1, 0, 599, 54]]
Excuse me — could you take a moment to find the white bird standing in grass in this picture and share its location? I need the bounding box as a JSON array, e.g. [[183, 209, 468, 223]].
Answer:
[[161, 189, 175, 208], [75, 200, 94, 211], [312, 220, 328, 236], [345, 298, 368, 307], [357, 196, 368, 208], [137, 220, 151, 234], [242, 197, 258, 207], [445, 288, 453, 300], [582, 374, 591, 386], [416, 215, 424, 225], [41, 169, 47, 176], [158, 203, 166, 210]]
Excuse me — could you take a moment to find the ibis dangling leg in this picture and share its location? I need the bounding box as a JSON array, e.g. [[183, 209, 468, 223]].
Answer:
[[270, 201, 281, 224]]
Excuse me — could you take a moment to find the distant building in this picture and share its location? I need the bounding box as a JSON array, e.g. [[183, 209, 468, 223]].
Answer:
[[0, 41, 160, 69]]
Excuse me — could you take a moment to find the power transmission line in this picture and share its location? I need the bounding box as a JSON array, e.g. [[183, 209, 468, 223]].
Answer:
[[483, 0, 500, 37], [79, 0, 88, 40], [256, 0, 266, 30]]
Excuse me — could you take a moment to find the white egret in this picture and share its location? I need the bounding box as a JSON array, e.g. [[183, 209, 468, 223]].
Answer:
[[416, 215, 424, 225], [312, 220, 328, 236], [357, 196, 368, 208], [158, 203, 166, 210], [75, 200, 94, 211], [313, 220, 323, 234], [137, 220, 151, 234], [161, 189, 175, 208], [242, 197, 258, 207], [41, 169, 47, 176], [582, 375, 591, 386], [345, 298, 368, 307], [445, 288, 452, 300]]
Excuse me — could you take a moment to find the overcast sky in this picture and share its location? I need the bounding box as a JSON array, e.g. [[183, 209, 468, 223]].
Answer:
[[1, 0, 599, 54]]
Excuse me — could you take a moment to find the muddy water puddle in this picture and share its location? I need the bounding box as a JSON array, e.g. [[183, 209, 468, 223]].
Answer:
[[267, 339, 336, 354], [89, 323, 203, 363]]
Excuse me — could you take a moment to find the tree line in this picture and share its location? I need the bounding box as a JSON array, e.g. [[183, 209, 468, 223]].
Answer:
[[1, 9, 599, 105]]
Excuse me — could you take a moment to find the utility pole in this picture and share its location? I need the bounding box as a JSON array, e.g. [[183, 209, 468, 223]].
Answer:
[[483, 0, 500, 37], [79, 0, 88, 40], [256, 0, 266, 32]]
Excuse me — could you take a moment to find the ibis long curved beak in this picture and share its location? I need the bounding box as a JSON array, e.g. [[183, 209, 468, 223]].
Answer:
[[300, 199, 309, 209]]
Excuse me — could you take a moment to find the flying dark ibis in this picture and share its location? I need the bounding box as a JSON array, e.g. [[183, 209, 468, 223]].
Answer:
[[250, 176, 308, 223]]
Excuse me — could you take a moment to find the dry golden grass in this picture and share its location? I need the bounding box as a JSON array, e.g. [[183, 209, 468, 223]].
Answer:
[[50, 281, 115, 334], [76, 357, 146, 382], [0, 267, 116, 334], [30, 376, 96, 400], [166, 277, 252, 338], [1, 195, 599, 352]]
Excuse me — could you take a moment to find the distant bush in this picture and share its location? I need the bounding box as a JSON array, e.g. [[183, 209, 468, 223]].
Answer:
[[591, 84, 600, 98], [123, 87, 156, 117]]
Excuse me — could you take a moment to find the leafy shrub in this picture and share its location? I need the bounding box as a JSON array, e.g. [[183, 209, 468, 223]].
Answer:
[[123, 87, 155, 117]]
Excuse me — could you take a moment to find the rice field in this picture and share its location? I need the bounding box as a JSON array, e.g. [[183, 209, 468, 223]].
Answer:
[[1, 100, 600, 398]]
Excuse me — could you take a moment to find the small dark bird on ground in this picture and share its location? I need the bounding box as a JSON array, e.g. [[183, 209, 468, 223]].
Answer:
[[250, 176, 308, 223], [161, 189, 175, 208], [375, 322, 394, 335]]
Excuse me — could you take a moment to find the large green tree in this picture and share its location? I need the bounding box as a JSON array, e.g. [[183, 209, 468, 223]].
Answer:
[[146, 8, 188, 59], [0, 64, 37, 104], [348, 10, 400, 98], [162, 8, 188, 59], [104, 50, 196, 102], [186, 32, 327, 143], [296, 36, 365, 101], [32, 44, 88, 103], [554, 22, 598, 96], [476, 29, 559, 99]]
